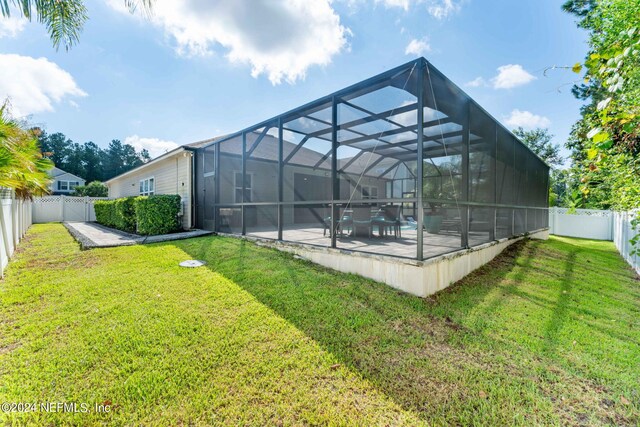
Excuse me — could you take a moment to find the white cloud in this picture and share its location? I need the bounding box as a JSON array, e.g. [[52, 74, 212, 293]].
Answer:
[[377, 0, 412, 10], [504, 110, 551, 129], [427, 0, 460, 19], [405, 37, 431, 56], [107, 0, 349, 85], [465, 76, 487, 88], [375, 0, 461, 18], [0, 16, 26, 38], [491, 64, 536, 89], [123, 135, 179, 158], [0, 54, 87, 117]]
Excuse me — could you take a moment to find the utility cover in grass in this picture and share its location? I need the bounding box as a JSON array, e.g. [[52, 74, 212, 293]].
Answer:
[[179, 260, 207, 268]]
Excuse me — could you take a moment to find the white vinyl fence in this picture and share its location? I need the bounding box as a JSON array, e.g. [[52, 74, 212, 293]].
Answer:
[[549, 208, 613, 240], [613, 210, 639, 275], [0, 193, 32, 277], [32, 196, 108, 223], [549, 207, 639, 274]]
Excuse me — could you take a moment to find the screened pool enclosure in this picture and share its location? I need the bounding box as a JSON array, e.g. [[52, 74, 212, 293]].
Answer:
[[195, 58, 549, 260]]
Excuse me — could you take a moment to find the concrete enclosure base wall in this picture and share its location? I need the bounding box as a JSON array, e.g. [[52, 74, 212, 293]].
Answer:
[[231, 229, 549, 298]]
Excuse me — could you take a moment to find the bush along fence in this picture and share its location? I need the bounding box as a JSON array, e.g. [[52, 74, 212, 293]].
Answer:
[[94, 195, 182, 236]]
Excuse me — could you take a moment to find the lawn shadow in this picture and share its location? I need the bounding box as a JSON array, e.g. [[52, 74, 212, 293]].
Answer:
[[430, 239, 537, 332], [542, 248, 577, 355], [175, 235, 556, 422]]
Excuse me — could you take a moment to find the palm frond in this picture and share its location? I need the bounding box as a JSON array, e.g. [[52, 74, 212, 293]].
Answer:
[[0, 102, 53, 199], [1, 0, 153, 50]]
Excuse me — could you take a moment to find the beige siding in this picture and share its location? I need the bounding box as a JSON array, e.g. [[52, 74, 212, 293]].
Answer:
[[107, 152, 193, 229]]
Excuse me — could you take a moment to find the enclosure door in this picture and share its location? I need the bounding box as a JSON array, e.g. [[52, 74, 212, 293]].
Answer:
[[203, 174, 215, 230]]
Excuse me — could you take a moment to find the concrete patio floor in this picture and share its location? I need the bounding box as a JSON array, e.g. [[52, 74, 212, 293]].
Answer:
[[244, 226, 492, 259], [64, 222, 213, 249]]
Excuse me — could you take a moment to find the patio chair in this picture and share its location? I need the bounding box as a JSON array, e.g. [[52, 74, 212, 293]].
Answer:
[[323, 213, 353, 237], [351, 206, 372, 238], [323, 216, 331, 236], [372, 205, 401, 238], [338, 213, 353, 237], [322, 210, 353, 237]]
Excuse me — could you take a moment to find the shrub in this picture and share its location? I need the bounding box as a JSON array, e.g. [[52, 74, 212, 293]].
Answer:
[[115, 197, 137, 233], [134, 195, 182, 235], [94, 200, 117, 228], [72, 181, 108, 197]]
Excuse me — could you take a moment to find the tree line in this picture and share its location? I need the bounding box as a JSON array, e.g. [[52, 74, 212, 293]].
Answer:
[[37, 131, 151, 183]]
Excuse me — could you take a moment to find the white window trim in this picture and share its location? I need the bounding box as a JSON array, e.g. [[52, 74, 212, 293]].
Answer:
[[233, 171, 253, 203], [362, 185, 378, 200], [139, 177, 155, 196], [57, 180, 80, 192]]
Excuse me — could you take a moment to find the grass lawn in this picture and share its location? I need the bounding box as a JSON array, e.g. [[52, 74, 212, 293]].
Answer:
[[1, 224, 639, 425]]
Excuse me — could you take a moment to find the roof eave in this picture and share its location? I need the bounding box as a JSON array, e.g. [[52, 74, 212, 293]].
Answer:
[[105, 146, 187, 184]]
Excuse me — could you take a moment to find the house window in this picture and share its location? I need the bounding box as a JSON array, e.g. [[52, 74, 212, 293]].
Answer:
[[362, 185, 378, 200], [57, 180, 80, 192], [234, 172, 252, 203], [139, 177, 155, 196]]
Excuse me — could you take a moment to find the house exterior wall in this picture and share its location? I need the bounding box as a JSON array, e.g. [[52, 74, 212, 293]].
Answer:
[[107, 152, 193, 229], [49, 172, 85, 195], [214, 153, 389, 227]]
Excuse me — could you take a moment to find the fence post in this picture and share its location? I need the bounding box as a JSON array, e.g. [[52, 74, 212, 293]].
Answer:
[[0, 200, 10, 278], [608, 210, 613, 241], [85, 196, 89, 221], [0, 204, 6, 278], [18, 200, 22, 238], [60, 195, 65, 222], [11, 199, 17, 249]]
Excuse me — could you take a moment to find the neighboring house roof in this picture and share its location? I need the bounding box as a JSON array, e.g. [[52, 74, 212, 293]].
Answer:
[[48, 167, 85, 182]]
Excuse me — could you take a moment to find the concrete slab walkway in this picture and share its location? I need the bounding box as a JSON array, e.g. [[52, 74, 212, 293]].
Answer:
[[64, 222, 213, 249]]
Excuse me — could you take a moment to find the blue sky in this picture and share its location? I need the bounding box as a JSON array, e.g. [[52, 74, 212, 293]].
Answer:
[[0, 0, 587, 163]]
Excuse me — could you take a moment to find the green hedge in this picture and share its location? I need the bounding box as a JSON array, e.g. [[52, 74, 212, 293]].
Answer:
[[115, 197, 137, 233], [94, 195, 182, 236], [94, 200, 117, 228], [134, 195, 182, 236]]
